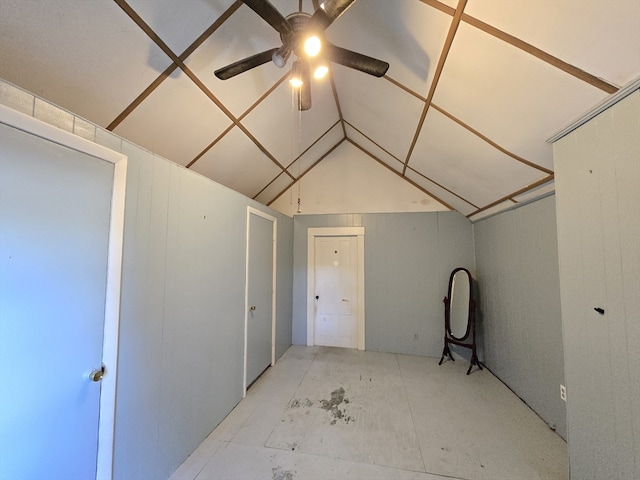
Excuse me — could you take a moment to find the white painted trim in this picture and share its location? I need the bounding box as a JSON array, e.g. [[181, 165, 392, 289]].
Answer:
[[307, 227, 365, 350], [546, 76, 640, 143], [243, 207, 277, 397], [308, 227, 365, 237], [356, 234, 365, 350], [0, 104, 127, 480], [98, 154, 126, 480]]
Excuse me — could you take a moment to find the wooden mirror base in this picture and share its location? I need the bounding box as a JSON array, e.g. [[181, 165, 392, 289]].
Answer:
[[439, 340, 483, 375]]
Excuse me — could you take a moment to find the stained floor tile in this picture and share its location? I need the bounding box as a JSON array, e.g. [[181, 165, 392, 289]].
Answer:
[[170, 346, 568, 480]]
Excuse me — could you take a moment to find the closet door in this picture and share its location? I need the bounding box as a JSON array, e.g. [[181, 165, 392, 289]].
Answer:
[[245, 208, 275, 389], [554, 91, 639, 480], [0, 123, 113, 479]]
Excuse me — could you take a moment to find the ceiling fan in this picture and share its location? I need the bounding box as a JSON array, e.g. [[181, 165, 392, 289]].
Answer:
[[214, 0, 389, 110]]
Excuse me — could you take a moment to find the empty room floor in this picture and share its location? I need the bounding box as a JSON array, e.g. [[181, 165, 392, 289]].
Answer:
[[170, 346, 567, 480]]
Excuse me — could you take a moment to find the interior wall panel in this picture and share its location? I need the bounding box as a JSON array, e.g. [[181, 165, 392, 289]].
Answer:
[[115, 152, 293, 480], [473, 195, 566, 440], [0, 80, 294, 480], [292, 212, 474, 357], [554, 90, 639, 479], [114, 142, 169, 479]]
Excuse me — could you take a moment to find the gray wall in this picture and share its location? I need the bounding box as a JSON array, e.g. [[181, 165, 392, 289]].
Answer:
[[473, 195, 566, 439], [114, 150, 293, 480], [554, 90, 639, 479], [292, 212, 475, 357], [0, 80, 294, 480]]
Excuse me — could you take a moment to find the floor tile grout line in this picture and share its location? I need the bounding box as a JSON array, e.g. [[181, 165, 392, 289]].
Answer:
[[192, 441, 230, 480], [240, 438, 470, 479], [395, 353, 429, 475], [225, 348, 319, 446], [177, 347, 566, 479], [393, 354, 486, 480], [261, 348, 320, 448]]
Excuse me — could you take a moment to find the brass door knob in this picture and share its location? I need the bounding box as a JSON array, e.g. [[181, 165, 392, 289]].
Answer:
[[88, 364, 105, 382]]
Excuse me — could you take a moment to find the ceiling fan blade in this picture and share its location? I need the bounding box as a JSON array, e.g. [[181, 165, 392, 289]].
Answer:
[[308, 0, 356, 31], [325, 43, 389, 77], [298, 60, 312, 111], [242, 0, 291, 36], [214, 48, 279, 80]]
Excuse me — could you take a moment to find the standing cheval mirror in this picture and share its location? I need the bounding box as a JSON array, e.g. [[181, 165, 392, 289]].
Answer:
[[439, 267, 482, 374]]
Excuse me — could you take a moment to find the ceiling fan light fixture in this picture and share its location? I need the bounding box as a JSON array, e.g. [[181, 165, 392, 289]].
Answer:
[[272, 46, 290, 68], [290, 60, 304, 88], [303, 35, 322, 57]]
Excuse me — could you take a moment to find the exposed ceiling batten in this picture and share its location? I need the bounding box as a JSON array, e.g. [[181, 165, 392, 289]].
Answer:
[[384, 75, 427, 103], [285, 119, 342, 172], [1, 0, 636, 218], [405, 167, 479, 210], [407, 166, 480, 210], [345, 120, 403, 165], [403, 0, 468, 175], [269, 136, 347, 205], [467, 174, 555, 219], [106, 0, 244, 131], [348, 138, 455, 211], [421, 0, 619, 94], [186, 123, 235, 169], [328, 71, 347, 138], [429, 104, 553, 175], [113, 0, 290, 174], [460, 13, 619, 94], [187, 72, 290, 169]]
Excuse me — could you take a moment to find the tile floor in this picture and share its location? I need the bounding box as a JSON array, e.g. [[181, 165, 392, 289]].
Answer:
[[170, 346, 568, 480]]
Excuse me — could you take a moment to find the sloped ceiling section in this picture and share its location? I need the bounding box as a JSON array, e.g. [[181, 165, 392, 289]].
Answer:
[[1, 0, 638, 220]]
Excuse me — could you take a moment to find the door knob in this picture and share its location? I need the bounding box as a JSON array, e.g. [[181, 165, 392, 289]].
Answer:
[[88, 364, 105, 382], [249, 305, 256, 311]]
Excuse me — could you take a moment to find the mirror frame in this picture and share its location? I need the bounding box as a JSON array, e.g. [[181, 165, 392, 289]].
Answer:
[[439, 267, 482, 375], [446, 267, 472, 341]]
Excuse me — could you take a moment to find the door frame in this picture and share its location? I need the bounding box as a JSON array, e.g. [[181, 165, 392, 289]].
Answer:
[[0, 104, 127, 480], [243, 207, 277, 397], [307, 227, 365, 350]]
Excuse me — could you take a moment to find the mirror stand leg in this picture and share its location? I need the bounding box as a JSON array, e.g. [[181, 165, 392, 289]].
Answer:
[[439, 341, 454, 365], [466, 353, 483, 375]]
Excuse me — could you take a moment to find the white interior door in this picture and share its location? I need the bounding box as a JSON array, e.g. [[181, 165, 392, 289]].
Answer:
[[0, 123, 114, 479], [244, 208, 276, 390], [314, 236, 359, 349]]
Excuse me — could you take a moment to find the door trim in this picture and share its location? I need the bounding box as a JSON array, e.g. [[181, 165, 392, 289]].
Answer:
[[243, 207, 277, 397], [0, 104, 127, 480], [307, 227, 365, 350]]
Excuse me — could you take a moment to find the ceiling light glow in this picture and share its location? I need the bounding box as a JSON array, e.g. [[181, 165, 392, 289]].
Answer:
[[304, 36, 321, 57], [313, 65, 328, 79], [290, 60, 303, 88]]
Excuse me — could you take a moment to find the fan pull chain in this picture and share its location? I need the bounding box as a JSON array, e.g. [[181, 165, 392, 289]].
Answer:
[[290, 85, 296, 208], [298, 95, 302, 212]]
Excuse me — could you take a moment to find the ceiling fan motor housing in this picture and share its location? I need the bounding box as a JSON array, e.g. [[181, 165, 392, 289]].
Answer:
[[281, 12, 314, 58]]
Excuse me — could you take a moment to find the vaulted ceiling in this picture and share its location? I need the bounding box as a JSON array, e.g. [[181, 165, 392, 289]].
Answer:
[[1, 0, 638, 220]]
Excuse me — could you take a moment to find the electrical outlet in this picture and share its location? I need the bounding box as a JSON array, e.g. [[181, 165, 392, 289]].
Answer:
[[560, 384, 567, 402]]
